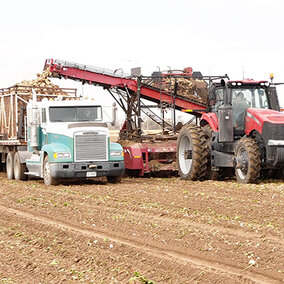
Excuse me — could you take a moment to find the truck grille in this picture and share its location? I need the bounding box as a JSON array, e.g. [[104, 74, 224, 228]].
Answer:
[[75, 133, 107, 161]]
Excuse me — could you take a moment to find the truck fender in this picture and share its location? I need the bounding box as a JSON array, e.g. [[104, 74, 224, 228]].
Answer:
[[109, 142, 124, 161], [42, 143, 71, 162], [109, 142, 124, 151], [17, 151, 33, 164]]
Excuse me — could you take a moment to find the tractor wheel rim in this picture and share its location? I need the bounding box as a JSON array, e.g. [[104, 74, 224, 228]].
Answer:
[[236, 147, 248, 180], [179, 135, 192, 175]]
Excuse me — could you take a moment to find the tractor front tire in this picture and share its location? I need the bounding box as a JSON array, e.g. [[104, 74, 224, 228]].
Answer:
[[235, 137, 261, 184], [202, 124, 220, 180], [177, 125, 208, 180]]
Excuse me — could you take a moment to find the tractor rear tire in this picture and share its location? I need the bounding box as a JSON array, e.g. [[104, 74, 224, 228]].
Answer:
[[235, 137, 261, 183], [177, 124, 208, 180], [6, 152, 15, 180], [14, 152, 27, 181], [202, 124, 220, 180]]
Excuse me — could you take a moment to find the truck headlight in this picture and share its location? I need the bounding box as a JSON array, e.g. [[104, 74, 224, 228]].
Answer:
[[110, 151, 124, 157], [53, 152, 71, 159]]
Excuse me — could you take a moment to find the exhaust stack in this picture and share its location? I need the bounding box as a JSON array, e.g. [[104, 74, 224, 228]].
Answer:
[[30, 89, 39, 151]]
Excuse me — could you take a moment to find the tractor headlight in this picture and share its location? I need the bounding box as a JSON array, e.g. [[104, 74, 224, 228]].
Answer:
[[53, 152, 71, 159], [110, 150, 124, 157]]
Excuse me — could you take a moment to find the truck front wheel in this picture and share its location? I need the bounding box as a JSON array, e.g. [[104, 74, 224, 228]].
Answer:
[[43, 156, 58, 186], [14, 152, 27, 181], [235, 138, 261, 183], [107, 176, 122, 183], [6, 152, 15, 179]]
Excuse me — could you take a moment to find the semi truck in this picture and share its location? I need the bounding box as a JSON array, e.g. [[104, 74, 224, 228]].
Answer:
[[0, 85, 124, 185]]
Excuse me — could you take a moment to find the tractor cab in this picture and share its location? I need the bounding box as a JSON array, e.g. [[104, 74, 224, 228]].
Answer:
[[209, 80, 276, 133], [178, 76, 284, 184]]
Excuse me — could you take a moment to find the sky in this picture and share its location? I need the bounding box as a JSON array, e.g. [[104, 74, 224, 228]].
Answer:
[[1, 0, 284, 119]]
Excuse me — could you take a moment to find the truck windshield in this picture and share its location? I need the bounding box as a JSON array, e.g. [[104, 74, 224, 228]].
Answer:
[[49, 106, 102, 122]]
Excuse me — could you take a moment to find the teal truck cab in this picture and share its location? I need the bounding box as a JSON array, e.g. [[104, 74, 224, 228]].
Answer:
[[1, 86, 124, 185]]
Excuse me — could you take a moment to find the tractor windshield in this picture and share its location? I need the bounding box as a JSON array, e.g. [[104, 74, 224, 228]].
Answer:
[[231, 87, 268, 110], [231, 87, 268, 129], [211, 86, 269, 130], [49, 106, 102, 122]]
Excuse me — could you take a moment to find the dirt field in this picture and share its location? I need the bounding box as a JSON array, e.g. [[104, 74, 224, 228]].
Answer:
[[0, 172, 283, 284]]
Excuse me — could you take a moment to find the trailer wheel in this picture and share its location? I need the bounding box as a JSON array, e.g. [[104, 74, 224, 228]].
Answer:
[[6, 152, 15, 180], [14, 152, 27, 181], [107, 176, 122, 183], [43, 156, 58, 186], [177, 125, 208, 180], [235, 137, 261, 184]]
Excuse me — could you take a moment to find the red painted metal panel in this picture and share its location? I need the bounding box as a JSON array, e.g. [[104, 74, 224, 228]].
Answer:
[[245, 108, 284, 135], [200, 113, 219, 131], [123, 145, 143, 170], [46, 59, 207, 112]]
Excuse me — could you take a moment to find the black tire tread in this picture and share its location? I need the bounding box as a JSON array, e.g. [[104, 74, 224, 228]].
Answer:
[[107, 176, 122, 183], [177, 124, 208, 181], [235, 137, 261, 183]]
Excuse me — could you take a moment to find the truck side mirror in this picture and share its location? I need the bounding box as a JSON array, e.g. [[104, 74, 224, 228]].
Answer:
[[111, 102, 117, 126]]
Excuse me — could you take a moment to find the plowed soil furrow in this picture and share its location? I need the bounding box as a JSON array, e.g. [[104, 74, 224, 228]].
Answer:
[[0, 173, 283, 283], [0, 204, 280, 284]]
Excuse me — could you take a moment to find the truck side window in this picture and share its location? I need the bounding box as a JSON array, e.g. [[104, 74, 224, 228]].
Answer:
[[41, 108, 46, 123]]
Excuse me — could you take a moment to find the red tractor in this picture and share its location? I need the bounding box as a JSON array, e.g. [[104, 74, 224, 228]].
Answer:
[[177, 78, 284, 183]]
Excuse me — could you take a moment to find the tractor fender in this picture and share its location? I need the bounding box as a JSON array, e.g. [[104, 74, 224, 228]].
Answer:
[[200, 113, 219, 132]]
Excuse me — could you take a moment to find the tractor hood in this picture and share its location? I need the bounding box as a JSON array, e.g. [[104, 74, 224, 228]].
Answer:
[[247, 108, 284, 125], [245, 108, 284, 136]]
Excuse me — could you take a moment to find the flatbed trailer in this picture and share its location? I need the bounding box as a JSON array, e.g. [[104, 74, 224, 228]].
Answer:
[[0, 85, 77, 162], [0, 85, 125, 184]]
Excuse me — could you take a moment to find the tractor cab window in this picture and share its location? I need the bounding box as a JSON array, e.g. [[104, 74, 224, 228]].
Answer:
[[211, 88, 224, 114], [231, 87, 268, 130]]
